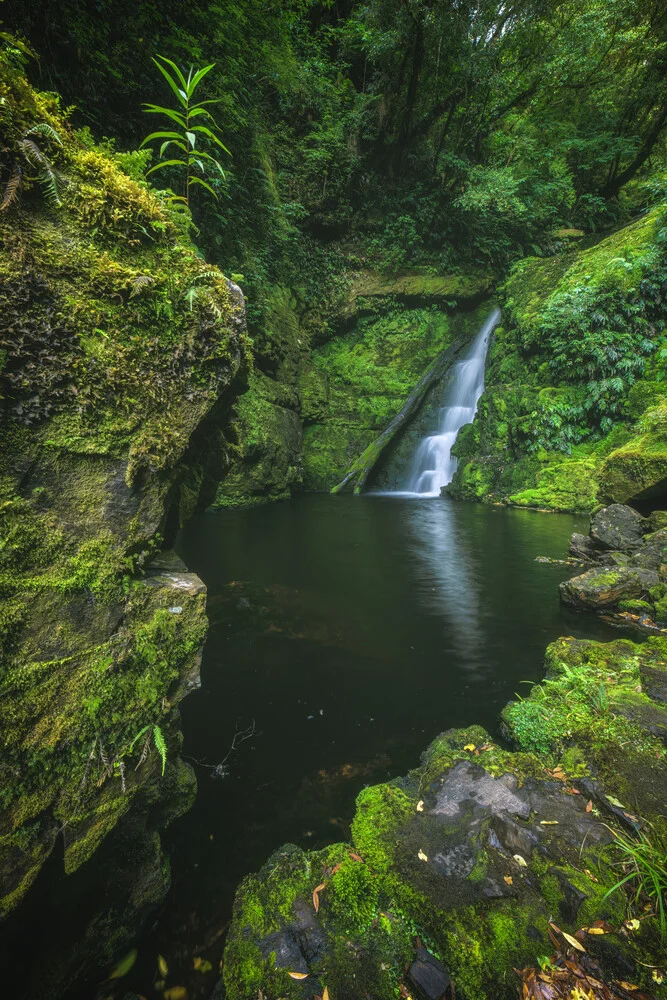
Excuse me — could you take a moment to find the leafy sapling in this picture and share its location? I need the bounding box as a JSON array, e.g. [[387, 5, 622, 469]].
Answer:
[[141, 55, 230, 208]]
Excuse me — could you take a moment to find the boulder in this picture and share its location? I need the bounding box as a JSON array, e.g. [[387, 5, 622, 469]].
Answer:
[[408, 946, 452, 1000], [559, 567, 646, 609], [589, 504, 647, 551], [568, 532, 595, 560]]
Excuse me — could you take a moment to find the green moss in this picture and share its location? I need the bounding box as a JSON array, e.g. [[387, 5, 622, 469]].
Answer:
[[351, 784, 417, 873]]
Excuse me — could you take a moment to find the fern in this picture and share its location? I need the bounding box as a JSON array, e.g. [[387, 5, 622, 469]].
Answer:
[[1, 164, 21, 211], [153, 725, 168, 776]]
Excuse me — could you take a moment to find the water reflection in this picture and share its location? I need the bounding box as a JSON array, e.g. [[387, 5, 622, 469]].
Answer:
[[402, 500, 484, 671]]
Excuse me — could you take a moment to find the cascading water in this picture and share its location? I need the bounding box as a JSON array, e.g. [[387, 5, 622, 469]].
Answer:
[[399, 307, 501, 497]]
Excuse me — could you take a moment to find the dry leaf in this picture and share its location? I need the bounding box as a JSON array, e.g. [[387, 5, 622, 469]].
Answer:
[[504, 875, 513, 885], [349, 852, 363, 862], [584, 868, 599, 883], [586, 800, 593, 813], [313, 882, 326, 913], [416, 800, 424, 812], [539, 820, 559, 825], [585, 927, 606, 935], [463, 743, 476, 751], [561, 931, 586, 953], [652, 969, 664, 984], [625, 918, 640, 932], [323, 988, 331, 1000], [329, 862, 343, 875], [288, 971, 309, 979], [417, 849, 428, 862], [513, 854, 528, 867]]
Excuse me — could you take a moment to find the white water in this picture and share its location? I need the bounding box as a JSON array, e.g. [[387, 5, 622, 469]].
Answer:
[[396, 307, 501, 497]]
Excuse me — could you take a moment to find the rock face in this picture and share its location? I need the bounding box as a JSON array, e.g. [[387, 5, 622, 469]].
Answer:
[[0, 57, 248, 995], [222, 636, 667, 1000]]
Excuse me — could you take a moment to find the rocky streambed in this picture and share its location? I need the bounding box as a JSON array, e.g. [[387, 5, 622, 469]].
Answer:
[[220, 506, 667, 1000]]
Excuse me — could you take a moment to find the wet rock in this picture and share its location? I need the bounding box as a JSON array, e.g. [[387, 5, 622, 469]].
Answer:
[[569, 532, 595, 560], [640, 662, 667, 703], [408, 946, 452, 1000], [559, 566, 645, 608], [630, 528, 667, 569], [590, 504, 647, 551], [614, 699, 667, 742]]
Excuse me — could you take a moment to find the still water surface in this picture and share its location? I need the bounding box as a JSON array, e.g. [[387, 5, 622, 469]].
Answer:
[[6, 496, 621, 999], [143, 495, 618, 995]]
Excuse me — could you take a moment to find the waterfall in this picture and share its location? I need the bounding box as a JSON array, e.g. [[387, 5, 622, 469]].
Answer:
[[399, 307, 501, 497]]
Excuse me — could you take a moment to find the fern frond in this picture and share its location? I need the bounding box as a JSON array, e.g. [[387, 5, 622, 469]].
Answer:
[[1, 164, 22, 211], [25, 122, 62, 145], [153, 725, 168, 776], [118, 760, 127, 794], [128, 724, 151, 753], [38, 165, 62, 208], [129, 274, 156, 298], [17, 137, 48, 168], [0, 96, 14, 130]]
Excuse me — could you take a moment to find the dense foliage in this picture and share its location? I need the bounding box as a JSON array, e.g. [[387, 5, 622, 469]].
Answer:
[[3, 0, 666, 292]]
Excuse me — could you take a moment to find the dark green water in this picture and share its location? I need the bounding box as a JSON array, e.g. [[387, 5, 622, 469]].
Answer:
[[4, 496, 622, 1000], [143, 496, 616, 996]]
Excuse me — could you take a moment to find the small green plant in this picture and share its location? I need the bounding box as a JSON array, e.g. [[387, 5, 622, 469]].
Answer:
[[129, 723, 168, 776], [141, 55, 230, 208], [604, 826, 667, 939]]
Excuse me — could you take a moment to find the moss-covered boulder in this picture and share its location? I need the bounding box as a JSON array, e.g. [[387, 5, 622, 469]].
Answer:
[[600, 403, 667, 506], [559, 566, 652, 609], [223, 637, 667, 1000], [0, 48, 248, 985]]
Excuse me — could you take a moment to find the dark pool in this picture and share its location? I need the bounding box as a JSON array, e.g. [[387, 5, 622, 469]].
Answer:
[[141, 496, 617, 997], [7, 496, 623, 1000]]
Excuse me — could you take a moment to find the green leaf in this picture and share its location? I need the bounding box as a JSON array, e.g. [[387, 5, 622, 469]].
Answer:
[[146, 159, 188, 175], [152, 57, 187, 108], [189, 176, 218, 198], [153, 725, 168, 776], [186, 131, 196, 149], [142, 105, 187, 128], [188, 62, 216, 94], [109, 949, 138, 979]]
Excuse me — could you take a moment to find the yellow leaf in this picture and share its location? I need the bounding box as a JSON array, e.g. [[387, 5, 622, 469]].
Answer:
[[418, 849, 428, 862], [110, 949, 138, 979], [539, 821, 559, 825], [158, 954, 169, 977], [625, 918, 640, 932], [561, 931, 586, 952], [463, 743, 476, 751], [652, 969, 664, 985], [416, 800, 424, 812], [164, 989, 188, 1000], [323, 988, 331, 1000], [584, 868, 599, 883], [513, 854, 527, 867], [504, 875, 513, 885], [585, 927, 606, 935], [288, 972, 309, 980]]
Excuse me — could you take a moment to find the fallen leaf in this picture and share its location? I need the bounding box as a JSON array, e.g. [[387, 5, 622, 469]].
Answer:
[[158, 955, 169, 977], [504, 875, 513, 885], [463, 743, 476, 751], [652, 969, 664, 984], [323, 988, 331, 1000], [110, 949, 138, 979], [513, 854, 528, 867], [561, 932, 586, 953], [417, 849, 428, 862], [288, 971, 309, 979], [625, 918, 640, 932], [329, 863, 343, 875], [606, 795, 626, 808], [313, 881, 327, 913], [164, 989, 188, 1000], [584, 868, 599, 883], [349, 852, 364, 862], [586, 800, 593, 813], [617, 982, 641, 992], [585, 927, 606, 935], [539, 821, 559, 825], [416, 800, 424, 812]]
